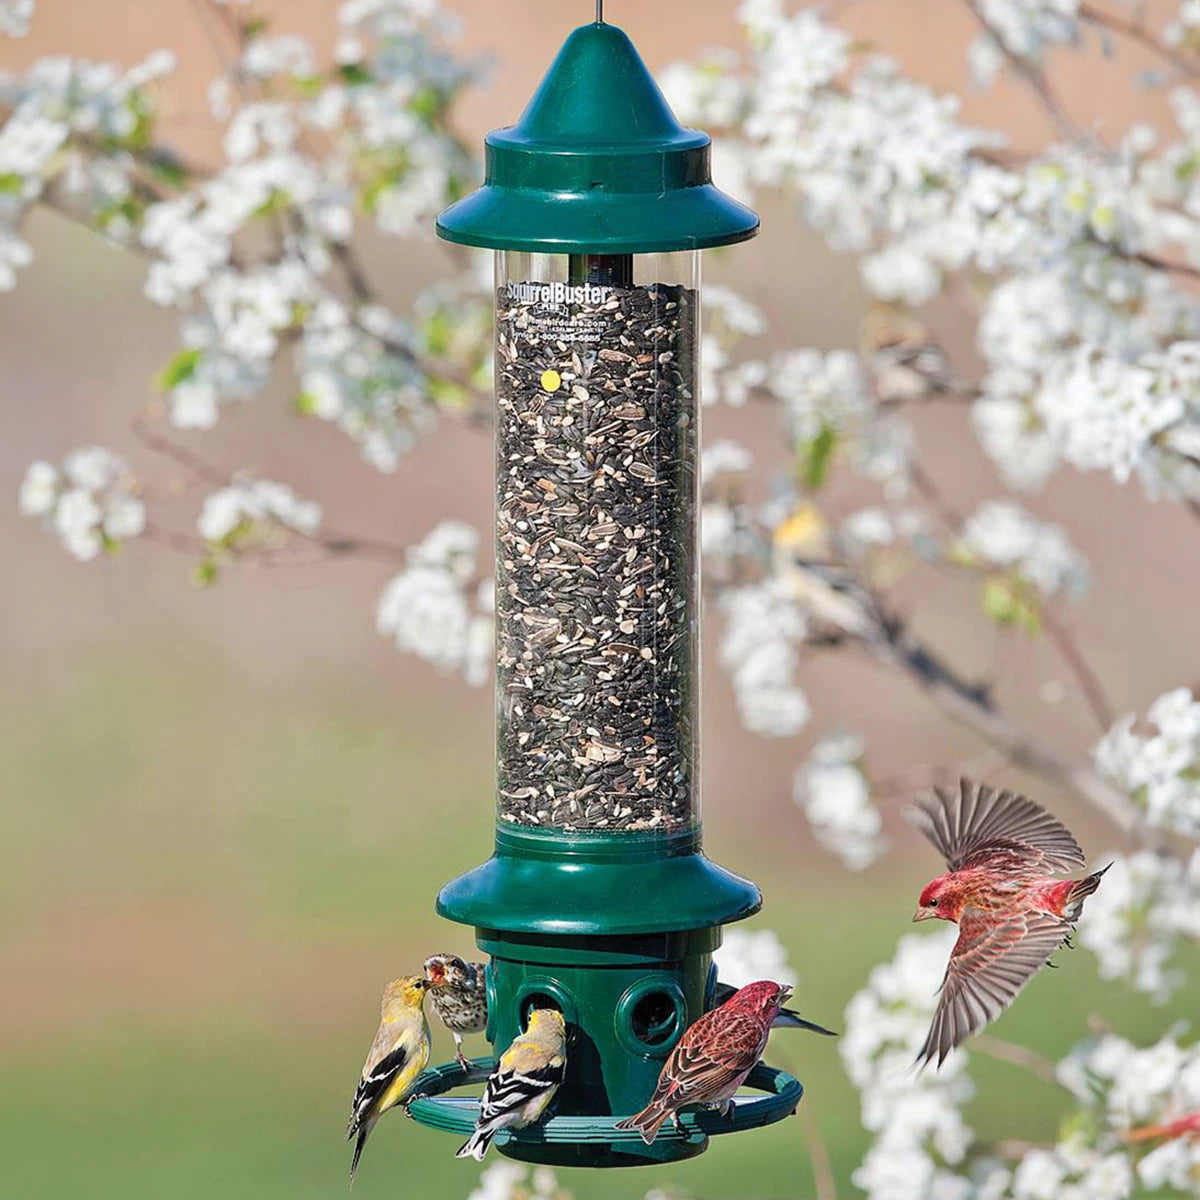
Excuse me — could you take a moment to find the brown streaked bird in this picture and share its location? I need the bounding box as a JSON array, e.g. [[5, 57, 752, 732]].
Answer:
[[423, 953, 488, 1070], [906, 779, 1109, 1069], [615, 980, 791, 1145]]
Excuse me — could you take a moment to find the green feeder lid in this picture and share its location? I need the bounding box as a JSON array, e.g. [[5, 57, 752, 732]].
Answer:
[[436, 18, 759, 254]]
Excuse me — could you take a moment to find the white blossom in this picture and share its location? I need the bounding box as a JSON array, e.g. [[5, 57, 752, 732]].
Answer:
[[714, 927, 797, 990], [1095, 688, 1200, 837], [719, 579, 810, 737], [960, 501, 1088, 597], [794, 732, 886, 869], [0, 0, 34, 36], [376, 521, 489, 684], [198, 478, 321, 542], [18, 459, 58, 517], [1076, 849, 1200, 1001], [20, 446, 144, 560]]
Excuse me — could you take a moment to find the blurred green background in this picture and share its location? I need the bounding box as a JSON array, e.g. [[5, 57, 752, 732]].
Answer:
[[3, 2, 1198, 1197]]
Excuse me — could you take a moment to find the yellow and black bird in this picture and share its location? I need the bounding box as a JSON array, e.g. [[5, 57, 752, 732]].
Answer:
[[346, 975, 431, 1182]]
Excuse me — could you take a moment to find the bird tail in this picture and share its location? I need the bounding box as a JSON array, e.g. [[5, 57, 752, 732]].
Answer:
[[455, 1128, 494, 1162], [775, 1006, 838, 1036], [614, 1102, 673, 1146], [1064, 863, 1111, 921], [349, 1117, 375, 1184]]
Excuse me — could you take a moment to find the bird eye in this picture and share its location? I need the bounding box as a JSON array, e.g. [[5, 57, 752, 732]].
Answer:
[[928, 898, 939, 907]]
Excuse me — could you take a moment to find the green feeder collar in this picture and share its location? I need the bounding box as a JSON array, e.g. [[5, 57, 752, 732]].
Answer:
[[408, 1059, 802, 1170], [436, 21, 758, 253]]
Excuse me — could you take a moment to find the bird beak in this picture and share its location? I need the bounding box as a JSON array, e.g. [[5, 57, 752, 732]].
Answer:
[[912, 907, 933, 922], [779, 984, 794, 1005]]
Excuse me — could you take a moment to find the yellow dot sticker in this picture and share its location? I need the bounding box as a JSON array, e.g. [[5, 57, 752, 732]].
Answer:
[[540, 369, 562, 393]]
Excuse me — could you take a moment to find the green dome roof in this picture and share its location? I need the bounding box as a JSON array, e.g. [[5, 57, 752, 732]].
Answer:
[[436, 20, 759, 254]]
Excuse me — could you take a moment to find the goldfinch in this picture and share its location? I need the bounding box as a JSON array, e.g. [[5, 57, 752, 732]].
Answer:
[[346, 975, 431, 1182], [773, 505, 882, 641], [456, 1007, 567, 1161], [423, 953, 488, 1070]]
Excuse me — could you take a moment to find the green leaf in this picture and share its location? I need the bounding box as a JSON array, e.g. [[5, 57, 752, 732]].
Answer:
[[156, 347, 203, 391], [338, 62, 373, 86], [252, 187, 291, 219], [102, 533, 122, 555], [293, 391, 319, 415], [798, 425, 838, 491], [424, 309, 453, 357], [291, 73, 325, 98], [241, 16, 269, 40], [191, 560, 219, 589], [0, 173, 25, 194], [145, 153, 188, 189], [409, 85, 444, 122], [982, 574, 1042, 636]]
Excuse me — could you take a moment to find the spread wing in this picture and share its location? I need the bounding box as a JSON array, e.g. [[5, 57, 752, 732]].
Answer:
[[917, 910, 1070, 1068], [906, 778, 1086, 877]]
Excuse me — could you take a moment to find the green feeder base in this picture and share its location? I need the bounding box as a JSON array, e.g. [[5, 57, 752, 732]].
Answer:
[[426, 827, 784, 1167], [407, 1059, 803, 1169]]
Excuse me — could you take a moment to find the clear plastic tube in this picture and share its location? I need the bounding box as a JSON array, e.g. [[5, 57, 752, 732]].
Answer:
[[494, 251, 701, 834]]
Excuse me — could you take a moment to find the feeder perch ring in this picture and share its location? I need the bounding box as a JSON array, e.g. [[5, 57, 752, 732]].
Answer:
[[407, 1058, 802, 1165]]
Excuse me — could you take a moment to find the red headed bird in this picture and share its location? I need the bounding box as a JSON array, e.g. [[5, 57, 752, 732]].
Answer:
[[615, 980, 791, 1145], [906, 779, 1109, 1069]]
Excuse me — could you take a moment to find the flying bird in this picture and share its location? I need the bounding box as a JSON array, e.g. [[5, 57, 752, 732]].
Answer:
[[906, 779, 1109, 1069], [615, 980, 790, 1146], [424, 953, 488, 1070], [346, 975, 431, 1182], [456, 1007, 567, 1161], [712, 981, 836, 1036]]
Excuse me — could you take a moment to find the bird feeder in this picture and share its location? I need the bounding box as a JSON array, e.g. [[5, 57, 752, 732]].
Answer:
[[410, 5, 801, 1168]]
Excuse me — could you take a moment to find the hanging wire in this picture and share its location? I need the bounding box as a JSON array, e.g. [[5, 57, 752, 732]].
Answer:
[[596, 0, 604, 22]]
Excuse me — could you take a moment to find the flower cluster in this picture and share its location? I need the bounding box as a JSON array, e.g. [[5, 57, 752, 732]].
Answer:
[[841, 929, 980, 1200], [718, 579, 811, 737], [959, 500, 1088, 598], [1076, 849, 1200, 1001], [968, 1, 1080, 88], [0, 49, 174, 287], [793, 732, 886, 870], [1057, 1028, 1200, 1194], [197, 477, 321, 544], [376, 520, 491, 686], [19, 447, 145, 561], [1095, 688, 1200, 838]]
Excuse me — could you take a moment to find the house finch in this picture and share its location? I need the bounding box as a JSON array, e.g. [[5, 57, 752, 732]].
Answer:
[[712, 981, 836, 1036], [614, 980, 791, 1146], [907, 779, 1109, 1068], [456, 1007, 567, 1161], [346, 975, 431, 1181], [423, 953, 488, 1070]]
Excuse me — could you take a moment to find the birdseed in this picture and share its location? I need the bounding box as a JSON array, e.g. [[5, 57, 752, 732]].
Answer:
[[495, 279, 698, 833]]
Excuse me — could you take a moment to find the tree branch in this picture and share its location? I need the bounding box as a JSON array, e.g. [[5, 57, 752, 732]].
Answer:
[[971, 1034, 1062, 1086], [1079, 2, 1200, 80], [962, 0, 1091, 144], [867, 621, 1152, 843]]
